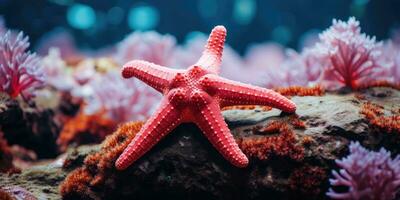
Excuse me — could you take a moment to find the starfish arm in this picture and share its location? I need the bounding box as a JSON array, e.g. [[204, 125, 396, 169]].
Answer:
[[200, 74, 296, 113], [193, 100, 249, 168], [115, 100, 182, 170], [122, 60, 180, 93], [195, 25, 226, 74]]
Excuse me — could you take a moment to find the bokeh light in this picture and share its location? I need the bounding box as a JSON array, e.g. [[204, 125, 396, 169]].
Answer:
[[67, 3, 96, 30], [107, 7, 124, 25], [271, 25, 292, 45], [233, 0, 256, 25], [185, 31, 206, 43], [197, 0, 218, 19], [128, 5, 159, 31]]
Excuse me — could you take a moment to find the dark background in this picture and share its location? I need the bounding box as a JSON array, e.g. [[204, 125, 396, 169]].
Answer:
[[1, 0, 399, 54]]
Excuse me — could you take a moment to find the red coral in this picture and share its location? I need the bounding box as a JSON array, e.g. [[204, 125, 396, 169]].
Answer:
[[60, 121, 143, 199], [289, 165, 327, 196], [360, 102, 400, 133], [237, 121, 304, 161], [57, 108, 117, 151]]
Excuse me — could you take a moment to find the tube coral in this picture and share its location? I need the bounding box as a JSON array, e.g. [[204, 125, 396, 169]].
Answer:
[[0, 31, 44, 99], [327, 141, 400, 200]]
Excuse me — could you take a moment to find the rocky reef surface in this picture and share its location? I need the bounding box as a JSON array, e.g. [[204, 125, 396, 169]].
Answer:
[[0, 87, 399, 200]]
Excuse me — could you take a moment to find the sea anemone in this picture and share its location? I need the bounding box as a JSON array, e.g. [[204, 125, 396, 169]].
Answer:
[[310, 17, 388, 89], [0, 31, 44, 99], [327, 141, 400, 200]]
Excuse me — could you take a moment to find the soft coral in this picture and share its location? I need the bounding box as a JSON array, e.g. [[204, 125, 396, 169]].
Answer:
[[310, 17, 388, 89], [0, 31, 44, 99]]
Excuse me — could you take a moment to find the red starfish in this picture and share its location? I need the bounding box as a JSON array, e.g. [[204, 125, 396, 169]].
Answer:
[[115, 26, 296, 170]]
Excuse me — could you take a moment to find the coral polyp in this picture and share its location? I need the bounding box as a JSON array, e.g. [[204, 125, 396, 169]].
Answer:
[[0, 31, 44, 99]]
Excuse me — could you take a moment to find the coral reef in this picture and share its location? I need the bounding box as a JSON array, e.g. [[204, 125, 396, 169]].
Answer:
[[327, 141, 400, 200], [57, 109, 117, 151], [0, 31, 44, 99]]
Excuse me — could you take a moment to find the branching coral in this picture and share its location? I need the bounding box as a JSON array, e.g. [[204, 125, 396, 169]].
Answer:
[[310, 17, 388, 89], [60, 121, 143, 199], [327, 141, 400, 200], [57, 108, 117, 151], [237, 121, 304, 161], [0, 31, 44, 99], [360, 102, 400, 133]]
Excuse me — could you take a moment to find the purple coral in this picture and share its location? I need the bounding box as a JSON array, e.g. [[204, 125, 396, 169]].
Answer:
[[327, 141, 400, 200], [83, 71, 161, 123], [311, 17, 388, 89], [0, 31, 44, 99], [115, 31, 177, 66]]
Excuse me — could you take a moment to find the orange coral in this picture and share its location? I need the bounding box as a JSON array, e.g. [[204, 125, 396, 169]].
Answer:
[[357, 80, 400, 90], [57, 109, 117, 151], [289, 114, 306, 129], [288, 165, 327, 196], [274, 85, 325, 97], [237, 121, 304, 161], [60, 121, 143, 199], [360, 102, 400, 133]]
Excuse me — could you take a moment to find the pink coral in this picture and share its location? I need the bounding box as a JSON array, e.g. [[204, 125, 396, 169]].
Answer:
[[0, 31, 44, 99], [115, 31, 177, 66], [83, 71, 160, 122], [310, 17, 388, 89], [42, 48, 77, 91], [263, 49, 322, 88], [380, 41, 400, 84], [327, 141, 400, 200]]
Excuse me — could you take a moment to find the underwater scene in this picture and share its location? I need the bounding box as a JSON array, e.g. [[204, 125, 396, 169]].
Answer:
[[0, 0, 400, 199]]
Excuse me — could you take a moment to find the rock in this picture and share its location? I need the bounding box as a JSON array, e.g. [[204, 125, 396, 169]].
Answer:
[[0, 87, 398, 200], [0, 91, 62, 158]]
